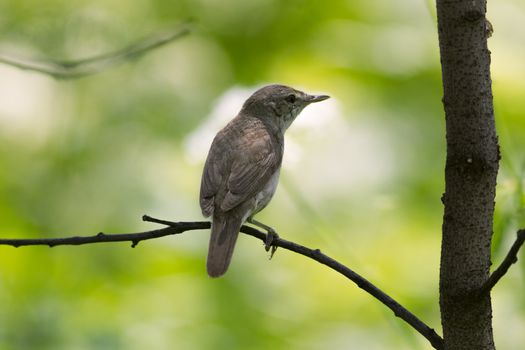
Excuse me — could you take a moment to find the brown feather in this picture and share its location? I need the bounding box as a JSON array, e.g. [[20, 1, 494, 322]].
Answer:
[[206, 212, 242, 278]]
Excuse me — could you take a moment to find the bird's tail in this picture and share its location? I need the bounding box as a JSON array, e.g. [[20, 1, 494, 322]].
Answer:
[[206, 213, 242, 278]]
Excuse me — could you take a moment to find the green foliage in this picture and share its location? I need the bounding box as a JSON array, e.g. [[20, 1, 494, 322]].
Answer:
[[1, 0, 524, 349]]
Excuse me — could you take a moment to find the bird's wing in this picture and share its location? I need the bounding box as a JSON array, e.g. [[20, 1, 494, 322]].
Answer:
[[200, 135, 227, 217], [220, 132, 281, 212]]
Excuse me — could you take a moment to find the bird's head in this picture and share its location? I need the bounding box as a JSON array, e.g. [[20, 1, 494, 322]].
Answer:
[[241, 84, 329, 132]]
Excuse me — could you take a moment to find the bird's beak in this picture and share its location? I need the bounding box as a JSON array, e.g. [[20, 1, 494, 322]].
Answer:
[[305, 94, 330, 104]]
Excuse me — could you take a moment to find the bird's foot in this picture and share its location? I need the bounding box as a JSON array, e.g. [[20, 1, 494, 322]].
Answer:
[[265, 229, 279, 259], [247, 216, 279, 259]]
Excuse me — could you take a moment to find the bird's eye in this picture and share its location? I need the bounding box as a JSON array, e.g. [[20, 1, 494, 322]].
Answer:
[[285, 94, 296, 104]]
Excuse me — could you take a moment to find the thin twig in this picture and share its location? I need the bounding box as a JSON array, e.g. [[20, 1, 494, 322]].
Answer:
[[0, 21, 191, 79], [479, 229, 525, 296], [0, 215, 444, 350], [0, 218, 209, 248]]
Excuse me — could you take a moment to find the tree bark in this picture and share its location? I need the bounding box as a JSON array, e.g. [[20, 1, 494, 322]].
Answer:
[[436, 0, 499, 349]]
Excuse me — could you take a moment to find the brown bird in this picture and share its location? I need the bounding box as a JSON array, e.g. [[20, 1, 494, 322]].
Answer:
[[200, 84, 329, 277]]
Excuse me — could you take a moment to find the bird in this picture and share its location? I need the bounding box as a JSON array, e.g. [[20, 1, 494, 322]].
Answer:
[[199, 84, 329, 277]]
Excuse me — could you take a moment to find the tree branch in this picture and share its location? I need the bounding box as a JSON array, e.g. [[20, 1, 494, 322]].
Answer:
[[0, 215, 444, 350], [0, 21, 191, 79], [479, 229, 525, 296]]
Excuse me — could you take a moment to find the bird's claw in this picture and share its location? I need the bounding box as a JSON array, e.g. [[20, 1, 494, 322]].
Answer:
[[265, 229, 279, 259]]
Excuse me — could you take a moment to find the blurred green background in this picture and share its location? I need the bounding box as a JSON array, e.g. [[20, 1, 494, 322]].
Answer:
[[0, 0, 524, 349]]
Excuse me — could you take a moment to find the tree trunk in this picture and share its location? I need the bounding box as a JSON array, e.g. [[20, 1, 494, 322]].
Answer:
[[436, 0, 499, 349]]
